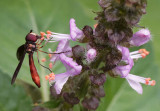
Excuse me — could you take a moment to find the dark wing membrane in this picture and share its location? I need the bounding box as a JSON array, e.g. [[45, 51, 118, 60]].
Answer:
[[16, 44, 25, 61], [11, 51, 26, 85]]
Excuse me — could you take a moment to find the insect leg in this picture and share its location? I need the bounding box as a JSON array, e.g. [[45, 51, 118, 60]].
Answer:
[[38, 49, 71, 54], [36, 51, 52, 73]]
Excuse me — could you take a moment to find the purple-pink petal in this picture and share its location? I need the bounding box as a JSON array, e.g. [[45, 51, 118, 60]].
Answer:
[[125, 74, 143, 94], [70, 18, 84, 41], [130, 29, 151, 46], [53, 53, 82, 94], [60, 53, 82, 75], [50, 39, 72, 63], [54, 72, 70, 94], [113, 46, 134, 77]]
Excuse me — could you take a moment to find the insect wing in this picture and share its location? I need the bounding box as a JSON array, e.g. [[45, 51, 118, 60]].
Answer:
[[17, 44, 25, 61], [11, 51, 26, 84]]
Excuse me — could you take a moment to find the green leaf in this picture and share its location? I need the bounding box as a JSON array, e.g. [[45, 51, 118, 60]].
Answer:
[[140, 0, 160, 67], [39, 100, 60, 109], [0, 70, 32, 111]]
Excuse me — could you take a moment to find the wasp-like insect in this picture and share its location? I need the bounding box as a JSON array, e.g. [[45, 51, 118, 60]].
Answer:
[[11, 30, 53, 88]]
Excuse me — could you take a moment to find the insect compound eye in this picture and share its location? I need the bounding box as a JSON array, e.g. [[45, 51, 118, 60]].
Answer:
[[25, 32, 38, 42]]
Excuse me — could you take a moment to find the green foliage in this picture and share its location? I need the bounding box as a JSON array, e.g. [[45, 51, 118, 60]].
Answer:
[[0, 0, 159, 111], [40, 100, 60, 109], [0, 71, 32, 111]]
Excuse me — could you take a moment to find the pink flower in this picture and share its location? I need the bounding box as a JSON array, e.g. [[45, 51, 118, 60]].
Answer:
[[112, 46, 155, 94], [43, 18, 84, 42], [47, 53, 82, 94], [126, 74, 155, 94], [50, 39, 72, 63], [70, 18, 84, 41]]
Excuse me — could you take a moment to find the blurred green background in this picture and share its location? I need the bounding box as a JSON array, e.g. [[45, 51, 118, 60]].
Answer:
[[0, 0, 160, 111]]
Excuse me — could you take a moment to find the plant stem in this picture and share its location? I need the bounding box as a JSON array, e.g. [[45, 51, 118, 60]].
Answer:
[[40, 53, 50, 102]]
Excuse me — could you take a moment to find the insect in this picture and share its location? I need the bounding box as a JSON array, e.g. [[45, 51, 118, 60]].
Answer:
[[11, 30, 48, 88], [11, 30, 70, 88]]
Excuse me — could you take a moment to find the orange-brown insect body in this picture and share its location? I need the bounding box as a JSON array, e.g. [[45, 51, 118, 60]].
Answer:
[[11, 30, 41, 88], [29, 53, 41, 88]]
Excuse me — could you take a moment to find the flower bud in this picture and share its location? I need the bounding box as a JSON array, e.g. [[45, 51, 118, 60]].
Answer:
[[104, 48, 122, 71], [130, 29, 151, 46], [105, 8, 120, 22], [72, 45, 85, 59], [82, 25, 93, 39], [89, 73, 106, 86], [93, 86, 105, 97], [63, 92, 80, 105], [86, 48, 97, 62], [98, 0, 111, 9], [82, 97, 99, 110]]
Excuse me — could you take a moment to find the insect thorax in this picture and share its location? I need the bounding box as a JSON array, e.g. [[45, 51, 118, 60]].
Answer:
[[26, 42, 36, 53]]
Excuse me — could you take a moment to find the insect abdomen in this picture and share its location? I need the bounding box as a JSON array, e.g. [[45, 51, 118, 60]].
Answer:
[[29, 53, 41, 88]]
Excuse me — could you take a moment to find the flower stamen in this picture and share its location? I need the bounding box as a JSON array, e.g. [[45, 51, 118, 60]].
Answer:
[[41, 58, 46, 62], [145, 78, 151, 85], [94, 24, 98, 28], [45, 73, 55, 85], [48, 54, 52, 58], [130, 49, 149, 59], [47, 30, 52, 34], [151, 80, 156, 86], [46, 34, 51, 39], [49, 63, 53, 69], [45, 75, 49, 80], [49, 73, 55, 83], [40, 37, 45, 40], [40, 32, 46, 37], [145, 78, 156, 86]]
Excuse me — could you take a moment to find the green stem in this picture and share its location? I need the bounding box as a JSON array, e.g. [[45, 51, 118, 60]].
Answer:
[[40, 54, 50, 102], [25, 0, 49, 102]]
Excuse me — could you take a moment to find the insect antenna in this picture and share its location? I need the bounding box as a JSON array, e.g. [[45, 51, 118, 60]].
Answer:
[[30, 30, 33, 33]]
